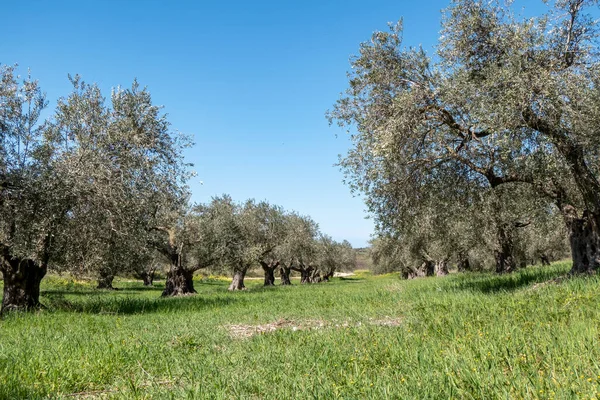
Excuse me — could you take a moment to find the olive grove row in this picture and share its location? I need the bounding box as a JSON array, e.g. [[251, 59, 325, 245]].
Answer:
[[0, 68, 354, 312], [331, 0, 600, 277]]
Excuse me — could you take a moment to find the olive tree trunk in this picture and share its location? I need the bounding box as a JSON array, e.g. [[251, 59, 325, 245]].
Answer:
[[565, 210, 600, 274], [540, 254, 551, 266], [291, 264, 318, 283], [300, 267, 313, 284], [228, 268, 247, 291], [141, 270, 155, 286], [259, 261, 279, 286], [162, 267, 196, 296], [495, 225, 516, 274], [435, 260, 449, 276], [422, 260, 435, 276], [310, 268, 322, 283], [457, 253, 471, 272], [97, 268, 115, 289], [403, 260, 435, 279], [279, 265, 292, 285], [322, 270, 334, 282], [1, 257, 47, 313]]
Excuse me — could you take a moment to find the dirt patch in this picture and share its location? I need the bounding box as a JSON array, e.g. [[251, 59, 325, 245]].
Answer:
[[370, 316, 403, 327], [227, 319, 324, 338], [334, 272, 355, 278], [226, 316, 402, 339], [529, 276, 568, 291]]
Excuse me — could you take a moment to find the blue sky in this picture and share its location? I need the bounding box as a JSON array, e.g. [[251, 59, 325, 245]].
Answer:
[[2, 0, 549, 247]]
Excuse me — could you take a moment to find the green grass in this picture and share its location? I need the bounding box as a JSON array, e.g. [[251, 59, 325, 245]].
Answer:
[[1, 262, 600, 399]]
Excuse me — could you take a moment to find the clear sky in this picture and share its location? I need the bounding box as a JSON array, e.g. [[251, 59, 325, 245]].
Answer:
[[2, 0, 549, 247]]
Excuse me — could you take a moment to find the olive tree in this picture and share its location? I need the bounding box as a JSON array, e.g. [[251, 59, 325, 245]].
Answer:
[[329, 1, 593, 273], [315, 236, 356, 281], [55, 77, 192, 293], [283, 214, 320, 284], [271, 213, 317, 285], [224, 199, 286, 291], [437, 0, 600, 273], [153, 202, 225, 296], [0, 65, 58, 311], [0, 66, 192, 310]]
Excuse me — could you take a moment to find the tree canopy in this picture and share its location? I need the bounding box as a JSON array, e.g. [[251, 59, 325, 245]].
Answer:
[[330, 0, 598, 275]]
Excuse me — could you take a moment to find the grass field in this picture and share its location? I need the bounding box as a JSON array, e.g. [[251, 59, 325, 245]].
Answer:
[[1, 262, 600, 399]]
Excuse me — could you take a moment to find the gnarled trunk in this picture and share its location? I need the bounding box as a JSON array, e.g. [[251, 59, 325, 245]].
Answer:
[[292, 264, 317, 283], [162, 267, 196, 296], [310, 268, 322, 283], [495, 225, 516, 274], [1, 257, 47, 312], [495, 251, 515, 274], [228, 268, 247, 291], [300, 267, 313, 284], [564, 209, 600, 274], [322, 270, 334, 282], [279, 265, 292, 285], [423, 260, 435, 276], [97, 268, 115, 289], [404, 260, 435, 279], [435, 260, 449, 276], [141, 270, 155, 286], [260, 261, 279, 286]]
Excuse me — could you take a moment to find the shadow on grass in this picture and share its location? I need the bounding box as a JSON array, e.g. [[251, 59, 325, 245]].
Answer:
[[450, 265, 569, 294], [107, 285, 165, 292], [0, 385, 47, 400], [337, 277, 366, 283], [42, 286, 165, 296], [196, 280, 231, 286], [42, 292, 241, 315]]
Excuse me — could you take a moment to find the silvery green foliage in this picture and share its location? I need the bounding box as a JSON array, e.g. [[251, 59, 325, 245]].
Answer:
[[0, 65, 56, 262], [330, 1, 599, 271], [0, 66, 191, 278], [316, 235, 356, 278], [54, 77, 192, 278], [193, 196, 288, 275], [276, 212, 320, 268]]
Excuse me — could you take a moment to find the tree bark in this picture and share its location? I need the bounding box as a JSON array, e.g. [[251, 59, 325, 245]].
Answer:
[[162, 267, 196, 296], [563, 209, 600, 274], [300, 267, 313, 284], [495, 251, 515, 274], [404, 260, 435, 279], [228, 268, 247, 291], [279, 265, 292, 285], [1, 257, 47, 312], [97, 268, 115, 289], [291, 264, 318, 283], [310, 268, 322, 283], [495, 224, 516, 274], [423, 260, 435, 276], [435, 260, 449, 276], [259, 261, 279, 286], [141, 270, 155, 286]]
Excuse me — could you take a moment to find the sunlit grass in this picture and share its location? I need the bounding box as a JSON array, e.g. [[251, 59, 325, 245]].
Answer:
[[1, 261, 599, 399]]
